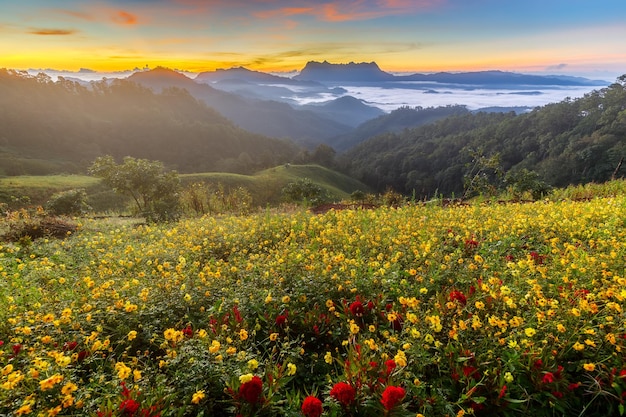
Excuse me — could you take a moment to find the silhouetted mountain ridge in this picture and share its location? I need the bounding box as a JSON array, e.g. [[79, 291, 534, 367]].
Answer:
[[293, 61, 607, 86]]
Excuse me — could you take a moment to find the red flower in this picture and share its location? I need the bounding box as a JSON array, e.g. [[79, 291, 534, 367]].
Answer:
[[182, 325, 193, 337], [330, 382, 356, 406], [301, 396, 323, 417], [542, 372, 555, 384], [275, 315, 287, 327], [63, 341, 78, 351], [385, 359, 397, 375], [449, 290, 467, 305], [498, 385, 507, 399], [349, 301, 365, 317], [239, 376, 263, 404], [568, 382, 581, 390], [120, 399, 140, 415], [12, 344, 22, 356], [462, 365, 479, 380], [380, 385, 405, 410]]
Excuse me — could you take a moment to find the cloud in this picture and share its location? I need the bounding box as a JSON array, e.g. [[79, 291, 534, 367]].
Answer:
[[112, 10, 139, 25], [58, 10, 96, 21], [546, 63, 568, 71], [28, 28, 77, 35], [251, 0, 443, 23]]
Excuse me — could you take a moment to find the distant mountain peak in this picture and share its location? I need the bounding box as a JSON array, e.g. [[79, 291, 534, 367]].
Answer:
[[294, 61, 394, 82]]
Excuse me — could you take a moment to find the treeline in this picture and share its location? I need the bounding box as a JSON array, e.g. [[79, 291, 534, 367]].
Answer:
[[0, 69, 299, 175], [341, 75, 626, 198]]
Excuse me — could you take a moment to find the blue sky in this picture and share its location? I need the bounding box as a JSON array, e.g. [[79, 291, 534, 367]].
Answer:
[[1, 0, 624, 78]]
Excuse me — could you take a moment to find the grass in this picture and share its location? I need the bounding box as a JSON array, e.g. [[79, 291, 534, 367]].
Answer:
[[183, 164, 372, 206]]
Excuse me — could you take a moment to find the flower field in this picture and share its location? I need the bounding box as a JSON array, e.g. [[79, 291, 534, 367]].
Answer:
[[1, 197, 626, 416]]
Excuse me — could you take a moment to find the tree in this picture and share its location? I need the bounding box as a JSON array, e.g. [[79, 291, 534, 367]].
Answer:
[[281, 178, 329, 206], [88, 155, 181, 222]]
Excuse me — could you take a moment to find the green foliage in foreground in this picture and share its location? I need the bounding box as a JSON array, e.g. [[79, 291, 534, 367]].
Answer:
[[1, 190, 626, 416]]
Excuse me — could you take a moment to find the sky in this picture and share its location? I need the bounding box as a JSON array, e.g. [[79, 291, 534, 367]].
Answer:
[[1, 0, 625, 79]]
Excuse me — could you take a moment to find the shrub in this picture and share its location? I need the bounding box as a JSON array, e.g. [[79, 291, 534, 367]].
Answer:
[[45, 188, 91, 216]]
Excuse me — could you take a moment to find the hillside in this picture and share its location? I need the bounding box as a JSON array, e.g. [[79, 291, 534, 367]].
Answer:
[[129, 68, 355, 144], [183, 164, 372, 206], [341, 75, 626, 197], [0, 165, 371, 211], [330, 105, 469, 151], [0, 69, 299, 175]]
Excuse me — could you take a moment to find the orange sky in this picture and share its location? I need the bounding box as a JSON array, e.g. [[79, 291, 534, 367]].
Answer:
[[1, 0, 625, 78]]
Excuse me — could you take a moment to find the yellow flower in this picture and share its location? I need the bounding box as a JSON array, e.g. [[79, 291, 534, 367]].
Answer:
[[127, 330, 137, 341], [573, 342, 585, 351], [324, 351, 333, 364], [584, 339, 596, 347], [48, 405, 62, 417], [475, 301, 485, 310], [115, 362, 131, 380], [583, 363, 596, 372], [239, 328, 249, 341], [15, 404, 32, 415], [287, 363, 297, 376], [248, 359, 259, 370], [524, 328, 536, 338], [133, 369, 142, 382], [282, 295, 291, 303], [394, 350, 407, 367], [39, 374, 64, 391], [2, 364, 13, 376], [349, 320, 360, 334], [209, 340, 221, 353], [504, 372, 514, 383], [61, 382, 78, 395], [239, 373, 253, 384], [269, 332, 279, 342], [191, 390, 205, 404]]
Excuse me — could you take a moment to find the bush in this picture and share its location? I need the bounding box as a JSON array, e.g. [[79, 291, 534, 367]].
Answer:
[[45, 188, 91, 216], [281, 178, 330, 206]]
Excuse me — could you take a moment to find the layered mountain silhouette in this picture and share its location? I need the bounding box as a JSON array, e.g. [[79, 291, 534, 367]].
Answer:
[[128, 67, 358, 144], [293, 61, 607, 86]]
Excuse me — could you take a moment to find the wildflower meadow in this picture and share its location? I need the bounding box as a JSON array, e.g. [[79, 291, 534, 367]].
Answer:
[[1, 196, 626, 416]]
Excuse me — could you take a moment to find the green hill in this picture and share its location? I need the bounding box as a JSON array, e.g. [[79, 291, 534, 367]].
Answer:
[[182, 164, 372, 206], [0, 165, 371, 212]]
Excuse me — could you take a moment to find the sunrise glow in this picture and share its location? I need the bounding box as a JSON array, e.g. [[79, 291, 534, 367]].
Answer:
[[1, 0, 625, 78]]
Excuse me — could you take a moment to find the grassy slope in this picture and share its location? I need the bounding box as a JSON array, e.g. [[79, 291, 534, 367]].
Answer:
[[183, 164, 372, 206], [0, 164, 372, 210]]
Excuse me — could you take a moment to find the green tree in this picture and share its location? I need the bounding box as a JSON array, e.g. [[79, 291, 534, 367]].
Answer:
[[281, 178, 329, 206], [88, 155, 181, 222]]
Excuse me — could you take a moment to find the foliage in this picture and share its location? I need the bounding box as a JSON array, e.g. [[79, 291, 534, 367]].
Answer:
[[281, 178, 330, 205], [0, 69, 299, 176], [344, 75, 626, 198], [462, 149, 504, 199], [2, 185, 626, 415], [88, 156, 181, 222], [504, 169, 552, 200], [44, 188, 91, 216]]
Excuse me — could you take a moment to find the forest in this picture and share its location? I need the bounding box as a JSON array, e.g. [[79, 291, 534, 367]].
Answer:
[[341, 76, 626, 197], [0, 69, 299, 176]]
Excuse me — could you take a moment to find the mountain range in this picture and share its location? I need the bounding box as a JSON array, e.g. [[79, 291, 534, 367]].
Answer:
[[293, 61, 607, 86], [121, 62, 607, 147]]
